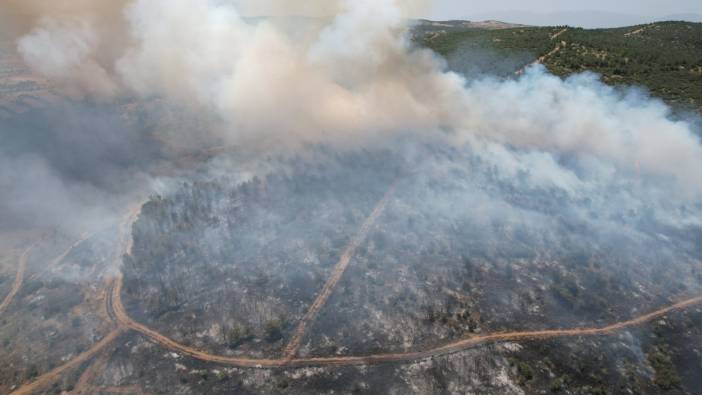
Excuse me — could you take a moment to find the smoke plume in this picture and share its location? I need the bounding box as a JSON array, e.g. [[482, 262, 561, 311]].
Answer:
[[1, 0, 701, 236]]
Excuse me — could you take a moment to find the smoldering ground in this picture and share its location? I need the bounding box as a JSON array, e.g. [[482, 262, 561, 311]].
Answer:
[[1, 0, 702, 269]]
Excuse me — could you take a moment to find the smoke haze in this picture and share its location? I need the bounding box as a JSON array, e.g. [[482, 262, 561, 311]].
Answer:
[[1, 0, 701, 236]]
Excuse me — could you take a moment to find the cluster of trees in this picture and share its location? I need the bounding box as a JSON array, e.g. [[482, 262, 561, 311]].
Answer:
[[549, 23, 702, 107], [647, 345, 682, 390], [419, 21, 702, 110]]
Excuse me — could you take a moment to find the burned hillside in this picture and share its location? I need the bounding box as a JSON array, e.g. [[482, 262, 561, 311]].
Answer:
[[121, 143, 702, 364], [122, 151, 402, 356]]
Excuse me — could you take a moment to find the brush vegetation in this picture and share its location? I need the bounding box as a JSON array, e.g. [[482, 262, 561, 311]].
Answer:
[[419, 21, 702, 111]]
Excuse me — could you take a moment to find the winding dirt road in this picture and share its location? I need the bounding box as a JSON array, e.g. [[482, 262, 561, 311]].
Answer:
[[103, 188, 702, 368], [9, 188, 702, 394], [0, 245, 33, 315], [110, 269, 702, 368], [283, 183, 398, 358]]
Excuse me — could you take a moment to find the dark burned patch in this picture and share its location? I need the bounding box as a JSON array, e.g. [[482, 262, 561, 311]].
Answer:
[[117, 143, 702, 392], [104, 330, 519, 394], [502, 308, 702, 394], [123, 150, 402, 356], [646, 309, 702, 392]]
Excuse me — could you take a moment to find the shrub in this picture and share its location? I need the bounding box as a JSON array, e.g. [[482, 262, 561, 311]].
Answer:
[[647, 347, 682, 390], [550, 376, 566, 392], [264, 318, 284, 342]]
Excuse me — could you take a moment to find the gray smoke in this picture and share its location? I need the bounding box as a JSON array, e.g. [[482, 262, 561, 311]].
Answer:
[[1, 0, 701, 236], [0, 101, 160, 234]]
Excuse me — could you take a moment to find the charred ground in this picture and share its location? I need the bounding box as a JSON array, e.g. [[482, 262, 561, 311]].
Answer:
[[114, 144, 702, 393]]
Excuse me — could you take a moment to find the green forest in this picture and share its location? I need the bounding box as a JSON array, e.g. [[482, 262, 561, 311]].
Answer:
[[418, 21, 702, 111]]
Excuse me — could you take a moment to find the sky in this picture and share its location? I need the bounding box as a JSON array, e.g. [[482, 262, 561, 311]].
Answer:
[[429, 0, 702, 27], [163, 1, 702, 27]]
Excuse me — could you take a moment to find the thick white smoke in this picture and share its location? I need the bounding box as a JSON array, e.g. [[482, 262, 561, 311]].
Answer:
[[3, 0, 702, 197], [459, 70, 702, 193]]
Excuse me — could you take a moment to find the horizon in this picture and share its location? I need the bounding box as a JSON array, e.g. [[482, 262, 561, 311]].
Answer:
[[209, 1, 702, 29], [232, 12, 702, 30], [428, 0, 702, 28]]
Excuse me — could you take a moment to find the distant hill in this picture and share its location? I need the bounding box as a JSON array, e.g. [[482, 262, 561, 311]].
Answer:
[[664, 13, 702, 23], [465, 11, 646, 29], [417, 21, 702, 112], [414, 19, 525, 31], [411, 19, 526, 41], [462, 11, 702, 29]]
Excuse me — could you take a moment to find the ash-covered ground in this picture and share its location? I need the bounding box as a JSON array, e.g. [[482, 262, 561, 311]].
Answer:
[[115, 143, 702, 394]]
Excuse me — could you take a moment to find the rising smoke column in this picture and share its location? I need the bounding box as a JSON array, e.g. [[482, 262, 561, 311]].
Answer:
[[2, 0, 702, 205]]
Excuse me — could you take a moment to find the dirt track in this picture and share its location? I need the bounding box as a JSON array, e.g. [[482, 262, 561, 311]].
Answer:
[[72, 351, 111, 394], [30, 233, 95, 281], [515, 43, 566, 75], [625, 24, 654, 37], [515, 28, 568, 76], [105, 190, 702, 369], [9, 210, 141, 395], [550, 27, 568, 40], [109, 267, 702, 368], [9, 190, 702, 395], [9, 328, 125, 395], [283, 183, 398, 358], [1, 234, 94, 317], [10, 238, 702, 393], [0, 245, 33, 315]]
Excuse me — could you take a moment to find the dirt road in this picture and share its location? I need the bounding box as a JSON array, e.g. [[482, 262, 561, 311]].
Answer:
[[102, 185, 702, 369], [10, 188, 702, 394], [2, 233, 96, 317], [283, 183, 398, 358], [9, 208, 142, 395], [9, 328, 125, 395], [0, 245, 33, 315], [550, 27, 568, 40], [515, 28, 568, 76], [30, 233, 95, 281], [111, 280, 702, 368], [515, 42, 566, 76], [625, 24, 654, 37], [72, 351, 111, 394]]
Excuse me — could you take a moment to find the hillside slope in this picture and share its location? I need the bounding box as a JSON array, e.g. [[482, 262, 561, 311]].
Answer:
[[419, 21, 702, 111]]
